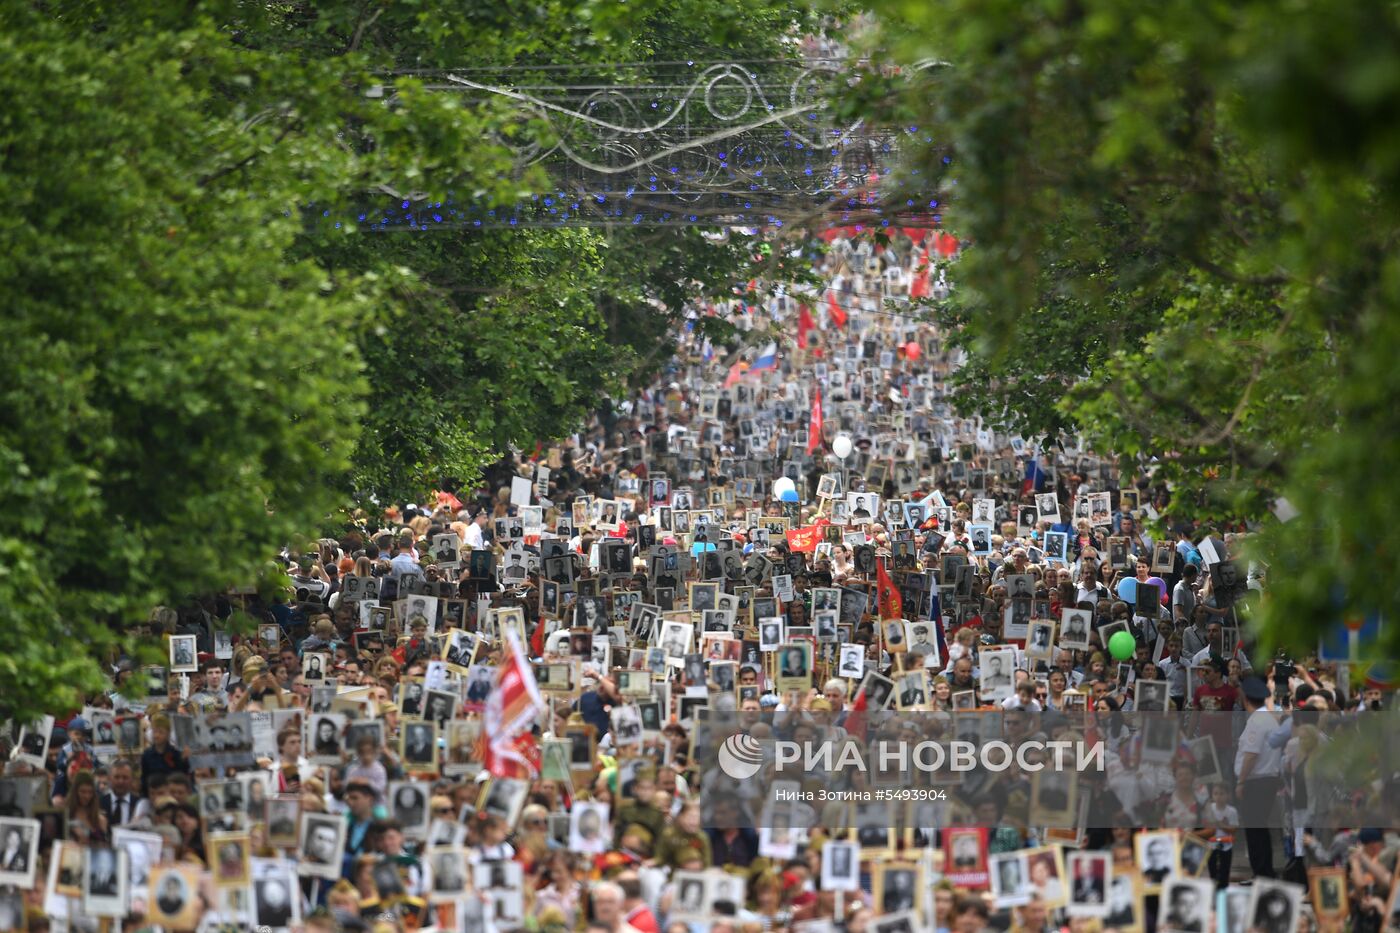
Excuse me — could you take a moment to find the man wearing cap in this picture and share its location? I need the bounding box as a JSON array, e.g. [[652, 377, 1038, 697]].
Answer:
[[1190, 656, 1239, 788], [140, 715, 190, 797], [612, 774, 666, 850], [51, 717, 95, 803], [342, 781, 387, 866], [300, 617, 338, 659], [464, 508, 489, 550], [238, 653, 269, 687], [1235, 675, 1283, 878]]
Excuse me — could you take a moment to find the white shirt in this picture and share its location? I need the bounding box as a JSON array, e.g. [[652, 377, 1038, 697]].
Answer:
[[1157, 655, 1189, 699], [1191, 645, 1253, 673], [464, 521, 486, 550], [1235, 706, 1284, 779]]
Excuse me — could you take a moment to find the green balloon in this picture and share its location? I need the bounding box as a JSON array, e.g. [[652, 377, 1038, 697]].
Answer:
[[1108, 630, 1136, 660]]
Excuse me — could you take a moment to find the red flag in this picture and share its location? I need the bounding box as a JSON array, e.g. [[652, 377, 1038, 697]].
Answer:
[[876, 559, 903, 620], [934, 232, 960, 257], [844, 678, 870, 741], [435, 489, 464, 512], [483, 629, 545, 779], [530, 614, 546, 657], [826, 290, 848, 328], [797, 303, 816, 349], [785, 518, 829, 553], [909, 249, 931, 299], [806, 385, 823, 455]]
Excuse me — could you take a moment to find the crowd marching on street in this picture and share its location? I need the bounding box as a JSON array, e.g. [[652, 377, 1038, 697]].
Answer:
[[3, 231, 1399, 933]]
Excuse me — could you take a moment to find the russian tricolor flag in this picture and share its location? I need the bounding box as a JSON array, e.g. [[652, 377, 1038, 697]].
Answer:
[[751, 342, 778, 373], [1022, 457, 1046, 494]]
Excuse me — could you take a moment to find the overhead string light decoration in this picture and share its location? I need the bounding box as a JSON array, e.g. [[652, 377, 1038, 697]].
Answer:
[[322, 59, 950, 231]]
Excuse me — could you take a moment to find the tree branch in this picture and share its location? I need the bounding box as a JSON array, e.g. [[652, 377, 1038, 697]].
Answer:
[[197, 120, 299, 189], [1187, 253, 1288, 288], [347, 5, 384, 54]]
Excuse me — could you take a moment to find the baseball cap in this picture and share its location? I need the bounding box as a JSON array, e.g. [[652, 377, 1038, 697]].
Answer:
[[1240, 676, 1270, 703]]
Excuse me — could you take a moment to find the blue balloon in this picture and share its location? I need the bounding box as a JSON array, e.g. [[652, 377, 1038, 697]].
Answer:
[[780, 489, 800, 502]]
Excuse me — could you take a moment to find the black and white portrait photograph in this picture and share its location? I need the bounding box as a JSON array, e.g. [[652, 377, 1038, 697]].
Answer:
[[838, 643, 866, 680], [895, 669, 927, 710], [150, 864, 201, 929], [870, 912, 918, 933], [538, 661, 577, 693], [958, 525, 988, 559], [253, 859, 299, 930], [1248, 879, 1303, 933], [568, 800, 610, 854], [1158, 876, 1213, 933], [905, 620, 937, 657], [1026, 620, 1055, 660], [671, 870, 710, 919], [1005, 572, 1035, 600], [389, 781, 429, 838], [0, 818, 39, 889], [479, 777, 529, 827], [991, 852, 1031, 907], [819, 839, 859, 892], [301, 651, 329, 682], [1141, 714, 1179, 762], [1105, 871, 1141, 929], [846, 492, 880, 523], [298, 812, 346, 879], [858, 671, 895, 711], [428, 848, 468, 898], [874, 862, 921, 915], [1059, 608, 1092, 651], [169, 633, 198, 673], [14, 716, 53, 768], [758, 616, 784, 651], [303, 680, 340, 715], [266, 796, 301, 848], [1136, 831, 1178, 889], [82, 845, 128, 917], [660, 619, 691, 660], [0, 780, 38, 822], [113, 826, 162, 894], [1030, 768, 1076, 825], [1066, 850, 1110, 917], [610, 704, 643, 747], [1135, 679, 1169, 713], [978, 646, 1016, 701], [422, 688, 457, 727], [474, 859, 524, 924], [401, 720, 438, 769], [307, 713, 345, 764], [776, 642, 812, 691]]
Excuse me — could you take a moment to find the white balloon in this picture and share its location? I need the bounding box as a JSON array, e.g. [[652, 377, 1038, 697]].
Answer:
[[832, 434, 853, 459], [771, 477, 796, 499]]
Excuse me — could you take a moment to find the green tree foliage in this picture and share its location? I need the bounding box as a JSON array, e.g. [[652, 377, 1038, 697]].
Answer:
[[0, 10, 368, 722], [0, 0, 819, 720], [853, 0, 1400, 656]]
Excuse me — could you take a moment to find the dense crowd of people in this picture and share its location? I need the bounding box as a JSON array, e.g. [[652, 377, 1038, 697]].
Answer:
[[2, 231, 1397, 933]]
